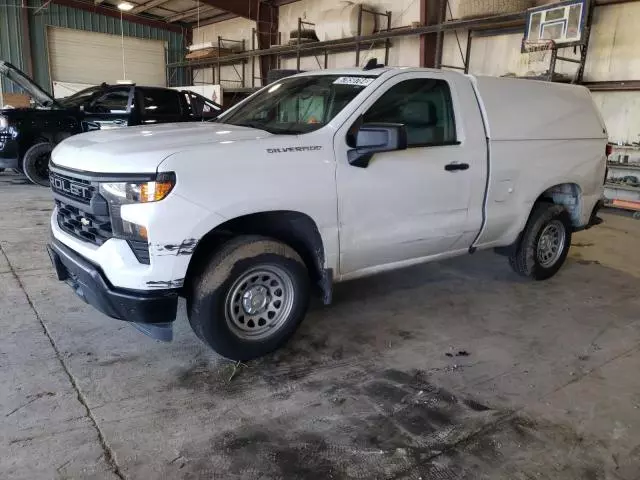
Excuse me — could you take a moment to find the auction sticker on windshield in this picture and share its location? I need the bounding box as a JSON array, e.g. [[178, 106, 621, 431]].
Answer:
[[333, 77, 374, 86]]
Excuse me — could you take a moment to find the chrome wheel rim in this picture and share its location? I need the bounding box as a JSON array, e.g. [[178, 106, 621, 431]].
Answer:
[[224, 265, 295, 341], [537, 220, 566, 268]]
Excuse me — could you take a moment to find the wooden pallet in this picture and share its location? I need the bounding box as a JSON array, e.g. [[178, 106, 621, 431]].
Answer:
[[186, 47, 235, 60]]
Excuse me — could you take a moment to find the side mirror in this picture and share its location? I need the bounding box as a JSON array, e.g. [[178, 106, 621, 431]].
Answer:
[[347, 123, 408, 168]]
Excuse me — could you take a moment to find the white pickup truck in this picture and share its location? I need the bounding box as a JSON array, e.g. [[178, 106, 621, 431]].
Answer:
[[47, 66, 607, 360]]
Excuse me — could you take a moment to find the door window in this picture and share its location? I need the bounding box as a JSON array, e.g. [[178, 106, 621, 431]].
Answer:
[[183, 92, 221, 119], [141, 89, 182, 116], [87, 88, 131, 114], [363, 79, 457, 147]]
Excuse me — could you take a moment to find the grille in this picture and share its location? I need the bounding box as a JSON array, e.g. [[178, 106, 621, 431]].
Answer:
[[50, 172, 94, 204], [51, 169, 150, 265], [56, 199, 113, 246]]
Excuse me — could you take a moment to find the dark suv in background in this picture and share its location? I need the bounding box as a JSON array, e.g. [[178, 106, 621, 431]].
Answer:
[[0, 61, 223, 186]]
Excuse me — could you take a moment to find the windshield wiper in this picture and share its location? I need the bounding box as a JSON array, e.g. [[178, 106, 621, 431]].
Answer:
[[268, 122, 318, 135], [225, 120, 311, 135], [234, 120, 271, 131]]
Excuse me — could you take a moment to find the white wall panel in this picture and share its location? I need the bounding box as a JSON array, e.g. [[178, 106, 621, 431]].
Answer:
[[443, 3, 640, 82], [592, 92, 640, 144], [194, 0, 421, 86], [584, 3, 640, 81], [193, 17, 257, 88], [279, 0, 420, 71], [443, 30, 580, 78]]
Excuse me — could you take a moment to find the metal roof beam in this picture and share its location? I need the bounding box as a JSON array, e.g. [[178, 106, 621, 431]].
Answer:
[[167, 5, 219, 22], [131, 0, 170, 15], [196, 0, 259, 20], [189, 11, 237, 26], [50, 0, 185, 33]]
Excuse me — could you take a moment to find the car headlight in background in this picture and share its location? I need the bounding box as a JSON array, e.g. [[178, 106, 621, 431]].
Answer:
[[98, 172, 175, 242]]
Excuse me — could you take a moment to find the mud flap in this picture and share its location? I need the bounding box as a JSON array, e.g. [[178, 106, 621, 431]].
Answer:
[[132, 322, 173, 342]]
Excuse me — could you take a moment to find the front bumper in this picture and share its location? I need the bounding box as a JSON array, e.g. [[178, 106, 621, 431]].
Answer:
[[0, 137, 19, 169], [0, 157, 18, 169], [47, 238, 179, 324]]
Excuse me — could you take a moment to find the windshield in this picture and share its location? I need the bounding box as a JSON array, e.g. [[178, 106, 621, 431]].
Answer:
[[57, 86, 103, 108], [218, 75, 375, 134]]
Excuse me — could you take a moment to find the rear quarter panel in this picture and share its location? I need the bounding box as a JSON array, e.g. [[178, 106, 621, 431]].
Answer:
[[473, 77, 607, 247], [476, 138, 606, 248]]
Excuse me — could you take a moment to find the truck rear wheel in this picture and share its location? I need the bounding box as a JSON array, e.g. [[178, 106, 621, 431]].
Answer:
[[508, 203, 572, 280], [187, 236, 310, 361], [23, 142, 53, 187]]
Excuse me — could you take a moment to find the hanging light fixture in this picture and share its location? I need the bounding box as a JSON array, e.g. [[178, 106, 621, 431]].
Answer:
[[117, 4, 130, 82]]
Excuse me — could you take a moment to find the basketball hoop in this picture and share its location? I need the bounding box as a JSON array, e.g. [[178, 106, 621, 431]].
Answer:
[[520, 39, 556, 75]]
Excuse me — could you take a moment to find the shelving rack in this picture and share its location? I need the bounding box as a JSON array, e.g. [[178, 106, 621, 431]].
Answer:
[[167, 8, 530, 93], [605, 144, 640, 215], [171, 0, 640, 95]]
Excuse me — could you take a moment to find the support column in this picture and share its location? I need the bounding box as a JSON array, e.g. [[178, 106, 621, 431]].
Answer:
[[257, 1, 278, 86], [420, 0, 445, 68], [21, 4, 33, 76]]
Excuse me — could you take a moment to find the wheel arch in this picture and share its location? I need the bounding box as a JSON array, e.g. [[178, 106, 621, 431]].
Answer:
[[535, 182, 583, 227], [18, 130, 74, 164], [495, 182, 582, 256], [185, 210, 332, 304]]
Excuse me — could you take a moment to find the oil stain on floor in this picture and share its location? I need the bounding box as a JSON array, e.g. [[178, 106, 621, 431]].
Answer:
[[170, 365, 613, 480]]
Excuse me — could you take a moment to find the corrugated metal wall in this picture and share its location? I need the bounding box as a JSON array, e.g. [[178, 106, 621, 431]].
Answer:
[[1, 0, 185, 94], [0, 4, 25, 93]]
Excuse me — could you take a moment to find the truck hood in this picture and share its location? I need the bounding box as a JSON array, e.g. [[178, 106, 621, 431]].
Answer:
[[51, 122, 272, 173], [0, 61, 58, 108]]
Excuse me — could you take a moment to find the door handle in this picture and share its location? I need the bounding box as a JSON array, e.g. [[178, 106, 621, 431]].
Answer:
[[445, 162, 469, 172]]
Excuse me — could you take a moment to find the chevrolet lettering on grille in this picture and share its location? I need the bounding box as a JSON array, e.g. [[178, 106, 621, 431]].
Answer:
[[50, 174, 92, 201]]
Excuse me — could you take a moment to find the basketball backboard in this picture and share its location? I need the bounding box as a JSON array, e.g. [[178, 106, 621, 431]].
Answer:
[[522, 0, 587, 52]]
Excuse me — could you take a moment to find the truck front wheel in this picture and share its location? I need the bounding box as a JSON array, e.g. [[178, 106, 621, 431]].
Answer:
[[23, 142, 53, 187], [508, 203, 572, 280], [187, 236, 310, 361]]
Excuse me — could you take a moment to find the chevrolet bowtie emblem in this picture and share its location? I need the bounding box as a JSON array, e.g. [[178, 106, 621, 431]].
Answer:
[[80, 217, 90, 226]]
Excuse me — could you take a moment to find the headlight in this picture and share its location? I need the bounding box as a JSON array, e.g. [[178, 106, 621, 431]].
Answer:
[[0, 116, 8, 129], [99, 172, 175, 204], [98, 172, 175, 242]]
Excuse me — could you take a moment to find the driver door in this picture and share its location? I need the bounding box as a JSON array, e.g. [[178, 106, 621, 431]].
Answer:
[[335, 71, 487, 276], [82, 86, 133, 131]]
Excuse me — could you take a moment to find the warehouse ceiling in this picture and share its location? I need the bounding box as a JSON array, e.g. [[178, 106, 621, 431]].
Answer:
[[85, 0, 295, 27], [95, 0, 227, 24]]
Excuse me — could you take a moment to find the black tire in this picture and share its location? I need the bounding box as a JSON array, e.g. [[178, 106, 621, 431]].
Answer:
[[508, 203, 572, 280], [22, 142, 52, 187], [289, 29, 318, 40], [188, 236, 310, 361]]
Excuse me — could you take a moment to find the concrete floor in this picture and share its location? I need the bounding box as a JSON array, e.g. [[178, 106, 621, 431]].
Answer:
[[1, 171, 640, 480]]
